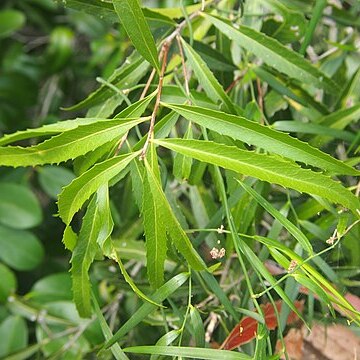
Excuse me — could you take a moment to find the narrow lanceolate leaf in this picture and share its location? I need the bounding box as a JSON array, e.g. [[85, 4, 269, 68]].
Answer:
[[203, 13, 339, 94], [181, 38, 236, 114], [163, 104, 358, 176], [154, 139, 360, 215], [105, 273, 190, 348], [71, 195, 101, 318], [112, 0, 160, 73], [238, 181, 313, 254], [0, 92, 156, 147], [95, 185, 114, 256], [67, 52, 150, 111], [143, 172, 167, 289], [144, 160, 206, 270], [123, 346, 252, 360], [0, 118, 147, 168], [58, 152, 140, 225]]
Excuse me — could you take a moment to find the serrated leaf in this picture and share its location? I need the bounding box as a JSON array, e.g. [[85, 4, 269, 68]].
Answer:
[[112, 0, 160, 73], [181, 38, 236, 114], [0, 117, 107, 147], [163, 103, 358, 175], [143, 172, 167, 289], [58, 152, 139, 225], [0, 118, 146, 168], [70, 195, 101, 318], [153, 139, 360, 215], [204, 13, 339, 94], [144, 159, 206, 270]]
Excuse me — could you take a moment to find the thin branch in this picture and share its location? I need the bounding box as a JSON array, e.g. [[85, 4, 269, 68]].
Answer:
[[140, 42, 170, 160], [176, 35, 191, 101], [140, 67, 157, 100]]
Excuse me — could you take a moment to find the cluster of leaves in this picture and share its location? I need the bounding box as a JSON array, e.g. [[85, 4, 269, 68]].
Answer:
[[0, 0, 360, 358]]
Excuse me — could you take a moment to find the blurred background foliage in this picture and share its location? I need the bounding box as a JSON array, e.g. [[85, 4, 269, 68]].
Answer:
[[0, 0, 359, 359], [0, 0, 128, 357]]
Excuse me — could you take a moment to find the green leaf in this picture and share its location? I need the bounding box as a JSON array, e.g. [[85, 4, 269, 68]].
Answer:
[[0, 117, 112, 146], [0, 10, 25, 38], [0, 226, 44, 271], [111, 249, 164, 307], [71, 195, 101, 318], [204, 13, 339, 94], [38, 166, 76, 199], [65, 52, 150, 111], [123, 346, 252, 359], [30, 273, 72, 303], [112, 0, 160, 73], [154, 139, 360, 215], [0, 316, 28, 358], [0, 264, 17, 302], [255, 236, 359, 318], [95, 185, 114, 255], [238, 181, 313, 254], [163, 104, 358, 175], [300, 0, 327, 55], [58, 152, 139, 225], [0, 183, 42, 229], [104, 272, 190, 348], [143, 170, 167, 289], [144, 159, 206, 271], [190, 305, 205, 348], [181, 38, 236, 114], [91, 292, 129, 360], [173, 122, 193, 181], [273, 121, 356, 142], [0, 118, 147, 167]]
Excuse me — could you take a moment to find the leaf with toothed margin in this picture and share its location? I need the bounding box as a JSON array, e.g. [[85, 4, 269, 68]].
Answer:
[[58, 152, 140, 225], [162, 103, 358, 176], [0, 118, 147, 168], [203, 13, 339, 94], [153, 139, 360, 216]]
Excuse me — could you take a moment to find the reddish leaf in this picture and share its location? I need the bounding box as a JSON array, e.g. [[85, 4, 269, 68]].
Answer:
[[221, 300, 304, 351]]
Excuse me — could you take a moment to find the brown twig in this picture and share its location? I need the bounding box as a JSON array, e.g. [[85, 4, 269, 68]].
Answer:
[[140, 43, 170, 160], [225, 71, 246, 93], [140, 67, 157, 100], [176, 35, 191, 100]]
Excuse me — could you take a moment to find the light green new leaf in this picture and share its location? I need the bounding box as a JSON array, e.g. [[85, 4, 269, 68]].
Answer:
[[204, 13, 339, 94], [105, 272, 190, 348], [143, 172, 167, 289], [163, 104, 358, 175], [144, 159, 206, 270], [154, 139, 360, 215], [181, 38, 236, 114], [112, 0, 160, 73], [58, 152, 140, 225], [71, 195, 101, 318], [0, 118, 147, 168], [238, 181, 313, 254]]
